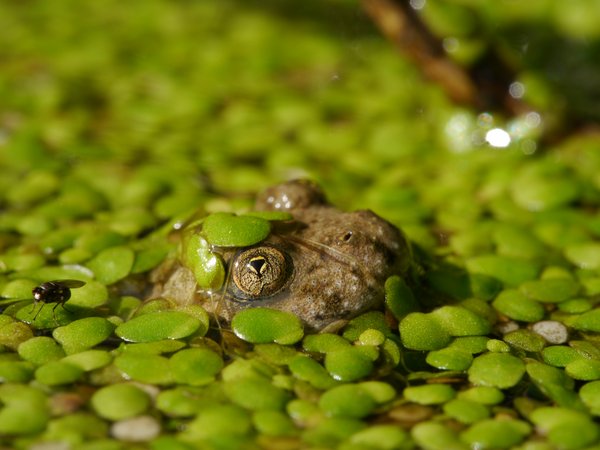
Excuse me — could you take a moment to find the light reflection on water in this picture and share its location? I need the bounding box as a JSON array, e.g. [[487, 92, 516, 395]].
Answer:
[[485, 128, 511, 148], [509, 82, 525, 99], [409, 0, 426, 11], [444, 108, 543, 154]]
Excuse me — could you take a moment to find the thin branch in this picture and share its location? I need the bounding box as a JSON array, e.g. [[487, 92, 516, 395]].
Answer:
[[362, 0, 528, 117], [362, 0, 480, 107]]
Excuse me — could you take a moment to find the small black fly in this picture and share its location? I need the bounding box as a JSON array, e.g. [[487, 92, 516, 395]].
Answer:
[[30, 279, 86, 319]]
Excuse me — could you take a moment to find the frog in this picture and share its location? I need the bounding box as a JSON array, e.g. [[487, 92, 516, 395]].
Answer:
[[152, 179, 414, 331]]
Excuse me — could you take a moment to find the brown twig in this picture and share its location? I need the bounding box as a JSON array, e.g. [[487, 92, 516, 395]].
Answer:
[[361, 0, 526, 116]]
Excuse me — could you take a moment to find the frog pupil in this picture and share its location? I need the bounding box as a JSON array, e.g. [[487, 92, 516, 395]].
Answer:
[[248, 257, 267, 276]]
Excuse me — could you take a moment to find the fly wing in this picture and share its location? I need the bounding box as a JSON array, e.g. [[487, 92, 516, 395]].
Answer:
[[51, 280, 86, 289]]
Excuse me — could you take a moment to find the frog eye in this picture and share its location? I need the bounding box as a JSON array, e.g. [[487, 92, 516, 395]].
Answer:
[[231, 246, 291, 299]]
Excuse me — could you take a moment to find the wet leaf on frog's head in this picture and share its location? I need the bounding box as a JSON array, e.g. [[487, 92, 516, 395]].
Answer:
[[202, 212, 271, 247], [180, 232, 225, 289]]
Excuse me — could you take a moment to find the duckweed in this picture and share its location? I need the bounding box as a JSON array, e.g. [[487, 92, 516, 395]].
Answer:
[[466, 255, 540, 286], [62, 349, 112, 371], [530, 407, 599, 449], [180, 232, 226, 290], [35, 360, 84, 385], [303, 417, 367, 447], [231, 308, 304, 345], [0, 361, 34, 383], [156, 387, 211, 417], [18, 336, 66, 365], [253, 410, 297, 437], [53, 317, 115, 354], [443, 398, 490, 424], [0, 404, 50, 436], [1, 1, 600, 448], [492, 289, 545, 322], [430, 305, 491, 336], [468, 353, 526, 388], [324, 347, 375, 381], [183, 404, 252, 440], [399, 312, 451, 350], [448, 336, 489, 354], [412, 421, 464, 450], [67, 281, 109, 308], [519, 278, 580, 303], [572, 309, 600, 332], [566, 359, 600, 381], [503, 329, 546, 352], [91, 384, 151, 421], [170, 348, 223, 386], [385, 275, 419, 319], [115, 311, 203, 342], [122, 339, 187, 355], [403, 384, 456, 405], [303, 333, 350, 353], [457, 386, 505, 405], [342, 311, 391, 341], [86, 246, 135, 285], [359, 328, 386, 346], [580, 381, 600, 415], [542, 345, 581, 367], [224, 376, 291, 411], [319, 384, 378, 418], [114, 352, 173, 384], [201, 213, 272, 247], [0, 321, 34, 350], [345, 425, 410, 449], [565, 243, 600, 270], [426, 347, 473, 371], [45, 413, 109, 443], [487, 339, 511, 353], [570, 340, 600, 360], [288, 355, 338, 389], [460, 419, 531, 449], [0, 385, 50, 435]]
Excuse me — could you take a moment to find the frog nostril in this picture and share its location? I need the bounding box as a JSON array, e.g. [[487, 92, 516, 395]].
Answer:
[[340, 231, 353, 242]]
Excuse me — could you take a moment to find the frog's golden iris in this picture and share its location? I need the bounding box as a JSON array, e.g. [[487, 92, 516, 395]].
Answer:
[[231, 246, 292, 300]]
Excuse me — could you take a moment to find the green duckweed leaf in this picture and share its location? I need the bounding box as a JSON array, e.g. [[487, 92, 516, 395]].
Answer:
[[231, 308, 304, 345], [399, 312, 451, 351], [202, 212, 271, 247], [86, 246, 135, 285], [91, 384, 151, 421], [468, 353, 525, 388], [170, 348, 224, 386], [180, 232, 225, 289], [115, 311, 202, 342], [53, 317, 116, 354]]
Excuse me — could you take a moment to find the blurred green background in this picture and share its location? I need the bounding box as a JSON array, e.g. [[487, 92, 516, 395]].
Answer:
[[1, 0, 599, 217]]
